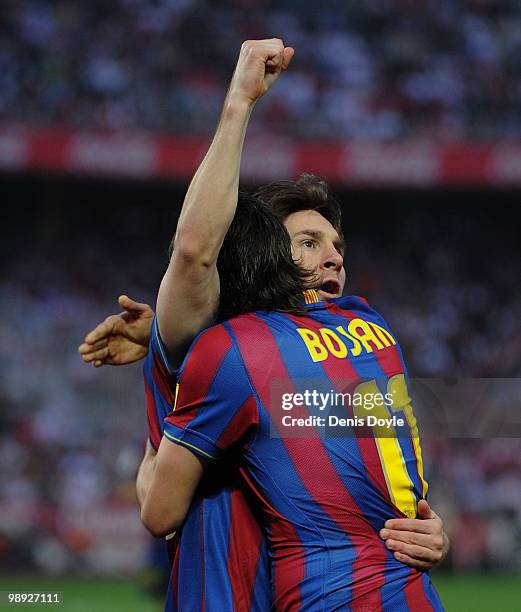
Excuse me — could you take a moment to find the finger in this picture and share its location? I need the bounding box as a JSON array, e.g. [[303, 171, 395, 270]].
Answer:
[[266, 56, 281, 67], [417, 499, 438, 520], [384, 539, 440, 563], [380, 529, 428, 546], [247, 39, 279, 60], [392, 551, 432, 571], [81, 347, 110, 363], [84, 321, 111, 344], [80, 338, 108, 353], [384, 518, 437, 534], [78, 342, 90, 355], [78, 339, 107, 355], [118, 294, 149, 313], [281, 47, 295, 70], [266, 52, 284, 70], [264, 39, 285, 66], [381, 529, 445, 553]]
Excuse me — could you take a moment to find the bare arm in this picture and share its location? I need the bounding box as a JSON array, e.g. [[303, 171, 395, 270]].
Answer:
[[136, 438, 157, 510], [157, 39, 294, 367], [138, 437, 205, 538], [79, 41, 294, 370]]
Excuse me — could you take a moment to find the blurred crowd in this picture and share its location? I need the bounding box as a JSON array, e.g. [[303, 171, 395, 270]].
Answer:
[[1, 188, 520, 576], [2, 0, 521, 140]]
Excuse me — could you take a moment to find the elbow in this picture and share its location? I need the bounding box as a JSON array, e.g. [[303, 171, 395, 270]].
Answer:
[[141, 506, 183, 538], [172, 233, 214, 269], [142, 520, 175, 539]]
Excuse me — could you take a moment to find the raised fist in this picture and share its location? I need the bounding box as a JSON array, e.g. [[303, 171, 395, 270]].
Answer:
[[227, 38, 294, 106]]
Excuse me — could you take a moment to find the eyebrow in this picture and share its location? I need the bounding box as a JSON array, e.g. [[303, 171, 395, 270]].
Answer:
[[293, 229, 346, 254]]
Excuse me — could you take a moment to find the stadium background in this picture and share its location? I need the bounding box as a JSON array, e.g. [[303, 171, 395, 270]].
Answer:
[[1, 1, 520, 610]]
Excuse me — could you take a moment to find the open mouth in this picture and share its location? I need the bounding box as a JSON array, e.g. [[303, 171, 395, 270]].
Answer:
[[319, 279, 341, 297]]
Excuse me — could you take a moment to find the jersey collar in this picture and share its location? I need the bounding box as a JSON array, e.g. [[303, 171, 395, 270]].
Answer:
[[302, 289, 333, 310]]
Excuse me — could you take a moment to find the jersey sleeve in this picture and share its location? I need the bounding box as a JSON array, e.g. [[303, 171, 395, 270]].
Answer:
[[143, 317, 179, 451], [163, 324, 259, 461]]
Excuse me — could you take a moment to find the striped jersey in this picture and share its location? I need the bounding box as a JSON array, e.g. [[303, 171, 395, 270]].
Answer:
[[143, 319, 270, 612], [164, 292, 444, 611]]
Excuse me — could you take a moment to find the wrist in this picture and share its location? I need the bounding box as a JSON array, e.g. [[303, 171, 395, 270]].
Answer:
[[222, 92, 255, 119]]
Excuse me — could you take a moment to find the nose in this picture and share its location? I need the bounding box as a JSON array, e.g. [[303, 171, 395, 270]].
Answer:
[[322, 245, 343, 272]]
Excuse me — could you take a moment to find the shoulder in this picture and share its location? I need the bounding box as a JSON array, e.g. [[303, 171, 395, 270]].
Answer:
[[331, 295, 396, 331], [331, 294, 373, 313], [177, 321, 242, 384], [191, 322, 233, 349], [181, 309, 270, 369]]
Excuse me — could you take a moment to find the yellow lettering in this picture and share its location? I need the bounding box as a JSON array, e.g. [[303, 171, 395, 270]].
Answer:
[[296, 328, 327, 362], [319, 329, 348, 358], [348, 319, 384, 353], [297, 322, 393, 362], [336, 326, 362, 356], [370, 322, 396, 347]]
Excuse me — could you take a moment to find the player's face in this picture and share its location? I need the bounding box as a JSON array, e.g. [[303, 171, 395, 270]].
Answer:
[[283, 210, 346, 299]]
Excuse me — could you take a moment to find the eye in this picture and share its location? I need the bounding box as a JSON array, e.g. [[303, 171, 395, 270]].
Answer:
[[302, 239, 316, 249]]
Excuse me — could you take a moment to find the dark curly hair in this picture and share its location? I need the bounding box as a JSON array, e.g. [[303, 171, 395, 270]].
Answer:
[[216, 193, 314, 322]]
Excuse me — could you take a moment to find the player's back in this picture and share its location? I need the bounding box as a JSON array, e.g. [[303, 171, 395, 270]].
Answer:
[[223, 294, 443, 611], [164, 294, 444, 610]]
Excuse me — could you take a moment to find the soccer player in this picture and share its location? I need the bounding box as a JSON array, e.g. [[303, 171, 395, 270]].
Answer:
[[138, 193, 444, 609], [142, 194, 303, 611], [80, 38, 448, 609], [80, 189, 448, 608]]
